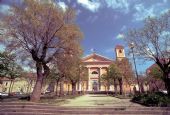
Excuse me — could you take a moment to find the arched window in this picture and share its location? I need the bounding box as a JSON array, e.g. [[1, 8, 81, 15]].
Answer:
[[91, 71, 98, 74], [119, 49, 122, 53]]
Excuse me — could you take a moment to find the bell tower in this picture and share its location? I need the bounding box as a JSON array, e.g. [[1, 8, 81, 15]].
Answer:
[[115, 45, 125, 61]]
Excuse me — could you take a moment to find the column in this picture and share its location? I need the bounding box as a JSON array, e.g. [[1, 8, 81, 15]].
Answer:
[[88, 67, 91, 91], [79, 82, 81, 91], [99, 67, 102, 91]]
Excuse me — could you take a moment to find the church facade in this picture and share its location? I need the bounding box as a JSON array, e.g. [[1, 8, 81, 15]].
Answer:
[[0, 45, 132, 94], [81, 45, 128, 92]]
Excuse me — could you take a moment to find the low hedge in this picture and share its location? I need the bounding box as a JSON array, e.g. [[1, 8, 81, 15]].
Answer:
[[132, 92, 170, 107]]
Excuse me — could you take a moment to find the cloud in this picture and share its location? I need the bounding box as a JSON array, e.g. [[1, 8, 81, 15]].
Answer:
[[0, 4, 10, 14], [160, 9, 170, 15], [133, 4, 155, 21], [77, 0, 100, 12], [116, 33, 125, 39], [133, 2, 170, 21], [104, 0, 129, 13], [75, 0, 135, 14], [58, 2, 67, 11]]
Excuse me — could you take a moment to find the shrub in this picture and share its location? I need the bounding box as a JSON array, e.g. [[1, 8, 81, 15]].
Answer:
[[132, 92, 170, 107]]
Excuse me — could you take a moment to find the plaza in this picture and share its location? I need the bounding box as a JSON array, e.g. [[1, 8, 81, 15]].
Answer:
[[0, 0, 170, 114], [60, 94, 142, 107], [0, 94, 170, 115]]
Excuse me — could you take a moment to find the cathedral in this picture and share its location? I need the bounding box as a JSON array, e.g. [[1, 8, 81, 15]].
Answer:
[[0, 45, 133, 94], [80, 45, 131, 92]]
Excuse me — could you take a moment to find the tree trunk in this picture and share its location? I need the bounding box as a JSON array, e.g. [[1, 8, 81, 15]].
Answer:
[[153, 81, 159, 92], [156, 61, 170, 96], [87, 80, 89, 90], [118, 78, 123, 95], [8, 80, 13, 94], [11, 81, 14, 93], [55, 81, 59, 96], [29, 80, 33, 93], [164, 72, 170, 96], [77, 80, 80, 91], [30, 62, 44, 102], [72, 82, 76, 95], [114, 79, 118, 95], [67, 84, 70, 95], [59, 80, 64, 97], [82, 82, 84, 93], [129, 85, 132, 94], [140, 83, 144, 93], [107, 82, 110, 91], [26, 80, 31, 94], [166, 78, 170, 97], [49, 81, 55, 93]]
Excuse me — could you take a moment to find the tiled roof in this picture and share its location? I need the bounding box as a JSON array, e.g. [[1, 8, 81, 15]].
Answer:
[[115, 45, 124, 49], [82, 53, 113, 62]]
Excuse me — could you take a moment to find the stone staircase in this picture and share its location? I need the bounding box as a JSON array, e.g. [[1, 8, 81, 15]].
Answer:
[[0, 102, 170, 115]]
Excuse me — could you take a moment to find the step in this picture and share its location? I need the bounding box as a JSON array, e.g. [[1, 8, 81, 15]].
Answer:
[[0, 112, 164, 115], [1, 108, 170, 114], [0, 105, 170, 111]]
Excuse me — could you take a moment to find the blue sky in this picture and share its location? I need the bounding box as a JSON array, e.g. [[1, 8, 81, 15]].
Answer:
[[0, 0, 170, 73]]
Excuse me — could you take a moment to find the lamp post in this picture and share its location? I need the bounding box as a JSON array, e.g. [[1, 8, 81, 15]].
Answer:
[[129, 42, 141, 93]]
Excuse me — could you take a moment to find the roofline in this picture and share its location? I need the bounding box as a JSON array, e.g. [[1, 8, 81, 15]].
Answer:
[[82, 53, 113, 61]]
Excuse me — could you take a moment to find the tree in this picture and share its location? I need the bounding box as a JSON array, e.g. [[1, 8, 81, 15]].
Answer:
[[126, 11, 170, 96], [102, 63, 122, 95], [0, 51, 23, 94], [116, 58, 134, 94], [148, 65, 163, 80], [66, 55, 82, 95], [0, 52, 10, 77], [3, 0, 82, 101], [147, 64, 165, 92], [109, 63, 122, 95], [78, 66, 88, 93], [101, 72, 111, 92], [45, 65, 62, 95]]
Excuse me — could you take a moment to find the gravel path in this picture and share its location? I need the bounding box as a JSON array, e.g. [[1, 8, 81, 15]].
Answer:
[[60, 94, 143, 107]]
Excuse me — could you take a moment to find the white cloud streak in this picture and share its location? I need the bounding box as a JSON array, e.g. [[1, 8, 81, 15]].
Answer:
[[77, 0, 100, 12], [133, 2, 170, 21], [76, 0, 130, 13], [0, 4, 10, 14], [104, 0, 129, 13], [133, 4, 155, 21], [58, 2, 67, 11], [116, 33, 125, 39]]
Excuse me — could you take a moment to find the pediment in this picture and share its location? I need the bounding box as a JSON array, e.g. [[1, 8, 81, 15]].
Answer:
[[82, 53, 113, 62]]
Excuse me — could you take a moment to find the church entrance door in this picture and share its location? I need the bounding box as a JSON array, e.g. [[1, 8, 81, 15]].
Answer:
[[92, 81, 98, 91]]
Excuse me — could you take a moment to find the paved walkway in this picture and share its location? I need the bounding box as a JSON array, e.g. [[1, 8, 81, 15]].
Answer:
[[60, 94, 143, 107]]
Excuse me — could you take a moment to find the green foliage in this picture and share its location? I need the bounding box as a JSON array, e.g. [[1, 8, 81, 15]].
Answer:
[[46, 66, 60, 83], [79, 66, 88, 81], [148, 65, 163, 80], [101, 63, 122, 88], [132, 92, 170, 107], [101, 73, 109, 82], [0, 52, 9, 76], [108, 63, 122, 80], [0, 51, 22, 79], [116, 58, 134, 86]]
